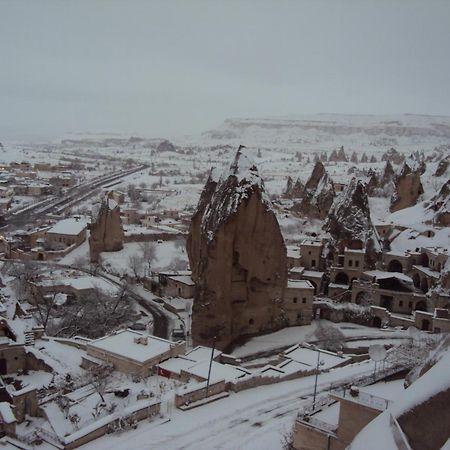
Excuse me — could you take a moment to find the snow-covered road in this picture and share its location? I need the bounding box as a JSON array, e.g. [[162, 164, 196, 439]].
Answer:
[[82, 359, 384, 450]]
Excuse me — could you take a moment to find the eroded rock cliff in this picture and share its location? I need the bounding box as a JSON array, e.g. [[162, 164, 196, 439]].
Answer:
[[187, 147, 287, 350], [293, 161, 335, 219], [89, 194, 124, 262], [390, 163, 424, 212]]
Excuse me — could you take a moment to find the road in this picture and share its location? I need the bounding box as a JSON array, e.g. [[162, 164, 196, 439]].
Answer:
[[3, 258, 171, 340], [3, 164, 148, 231], [83, 360, 402, 450]]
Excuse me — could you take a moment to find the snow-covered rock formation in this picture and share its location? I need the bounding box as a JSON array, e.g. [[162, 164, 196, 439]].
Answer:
[[89, 194, 124, 262], [390, 163, 424, 212], [293, 161, 335, 220], [324, 178, 380, 265], [187, 146, 287, 350]]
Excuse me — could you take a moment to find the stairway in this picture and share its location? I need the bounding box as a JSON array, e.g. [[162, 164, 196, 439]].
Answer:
[[24, 330, 35, 346]]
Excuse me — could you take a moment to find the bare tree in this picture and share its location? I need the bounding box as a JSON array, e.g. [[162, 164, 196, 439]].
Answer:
[[86, 364, 113, 403], [313, 321, 345, 352], [128, 254, 145, 278]]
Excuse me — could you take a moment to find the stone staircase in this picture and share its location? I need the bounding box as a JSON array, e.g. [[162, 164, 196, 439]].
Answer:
[[24, 330, 35, 346]]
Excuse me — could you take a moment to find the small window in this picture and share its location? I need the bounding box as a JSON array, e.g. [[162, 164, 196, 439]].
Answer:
[[408, 301, 413, 308], [297, 313, 302, 319], [355, 260, 359, 268], [249, 318, 254, 325], [311, 259, 316, 267], [302, 298, 307, 303], [399, 300, 403, 307], [308, 251, 311, 255], [293, 297, 297, 303]]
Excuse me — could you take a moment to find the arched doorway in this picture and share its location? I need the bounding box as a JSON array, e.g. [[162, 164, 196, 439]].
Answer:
[[355, 291, 372, 306], [387, 259, 403, 273], [415, 301, 427, 312], [335, 272, 349, 285], [420, 277, 429, 294], [0, 358, 7, 375], [421, 253, 429, 267], [373, 316, 382, 328]]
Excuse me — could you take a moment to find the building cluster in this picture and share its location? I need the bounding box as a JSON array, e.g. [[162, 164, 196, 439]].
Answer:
[[0, 161, 77, 213]]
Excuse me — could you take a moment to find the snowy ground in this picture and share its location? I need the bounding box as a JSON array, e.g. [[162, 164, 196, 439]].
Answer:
[[80, 358, 394, 450]]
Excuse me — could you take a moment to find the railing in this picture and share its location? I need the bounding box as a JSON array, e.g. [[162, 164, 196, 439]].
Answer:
[[298, 415, 337, 434], [332, 388, 391, 411]]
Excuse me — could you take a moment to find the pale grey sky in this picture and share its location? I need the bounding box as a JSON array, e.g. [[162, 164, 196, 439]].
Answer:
[[1, 0, 450, 139]]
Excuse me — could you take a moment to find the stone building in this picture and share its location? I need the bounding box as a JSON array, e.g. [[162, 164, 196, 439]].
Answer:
[[283, 280, 315, 326], [45, 217, 87, 251], [299, 239, 323, 270], [83, 329, 185, 377]]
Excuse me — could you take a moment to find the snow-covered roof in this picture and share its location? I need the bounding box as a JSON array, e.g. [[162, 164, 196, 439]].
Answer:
[[0, 402, 16, 424], [301, 239, 322, 247], [157, 356, 197, 375], [287, 279, 314, 290], [184, 360, 251, 383], [167, 275, 195, 286], [283, 345, 349, 370], [47, 217, 87, 236], [185, 345, 222, 363], [39, 276, 117, 294], [88, 330, 177, 364], [363, 270, 413, 283]]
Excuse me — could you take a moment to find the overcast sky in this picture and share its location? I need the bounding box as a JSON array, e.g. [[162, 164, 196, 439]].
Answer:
[[1, 0, 450, 139]]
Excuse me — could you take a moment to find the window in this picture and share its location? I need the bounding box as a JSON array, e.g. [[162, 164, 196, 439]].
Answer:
[[302, 298, 307, 303], [249, 318, 254, 325], [308, 251, 311, 255], [293, 297, 297, 303], [297, 313, 302, 319], [311, 259, 316, 267], [355, 260, 359, 268], [409, 301, 413, 308], [399, 300, 403, 307], [348, 260, 353, 267]]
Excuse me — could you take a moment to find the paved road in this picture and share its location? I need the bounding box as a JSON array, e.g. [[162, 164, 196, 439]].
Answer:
[[3, 164, 148, 231]]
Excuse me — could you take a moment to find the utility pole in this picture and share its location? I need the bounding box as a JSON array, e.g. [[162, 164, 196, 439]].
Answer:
[[312, 347, 321, 408], [205, 336, 216, 398]]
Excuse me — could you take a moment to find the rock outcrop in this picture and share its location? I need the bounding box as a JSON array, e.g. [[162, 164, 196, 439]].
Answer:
[[324, 178, 380, 266], [382, 147, 404, 165], [284, 177, 304, 199], [390, 163, 424, 212], [426, 179, 450, 226], [187, 147, 287, 350], [156, 140, 176, 153], [434, 157, 449, 177], [293, 161, 335, 220], [89, 194, 124, 262]]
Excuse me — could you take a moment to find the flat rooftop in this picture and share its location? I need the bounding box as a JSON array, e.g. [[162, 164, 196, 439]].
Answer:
[[88, 329, 177, 364]]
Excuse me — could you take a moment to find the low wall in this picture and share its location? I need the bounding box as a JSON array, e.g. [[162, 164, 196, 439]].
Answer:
[[175, 380, 227, 408], [124, 231, 185, 243], [65, 400, 160, 449]]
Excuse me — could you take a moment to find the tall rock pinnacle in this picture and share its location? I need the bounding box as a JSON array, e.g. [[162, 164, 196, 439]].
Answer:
[[187, 147, 288, 350]]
